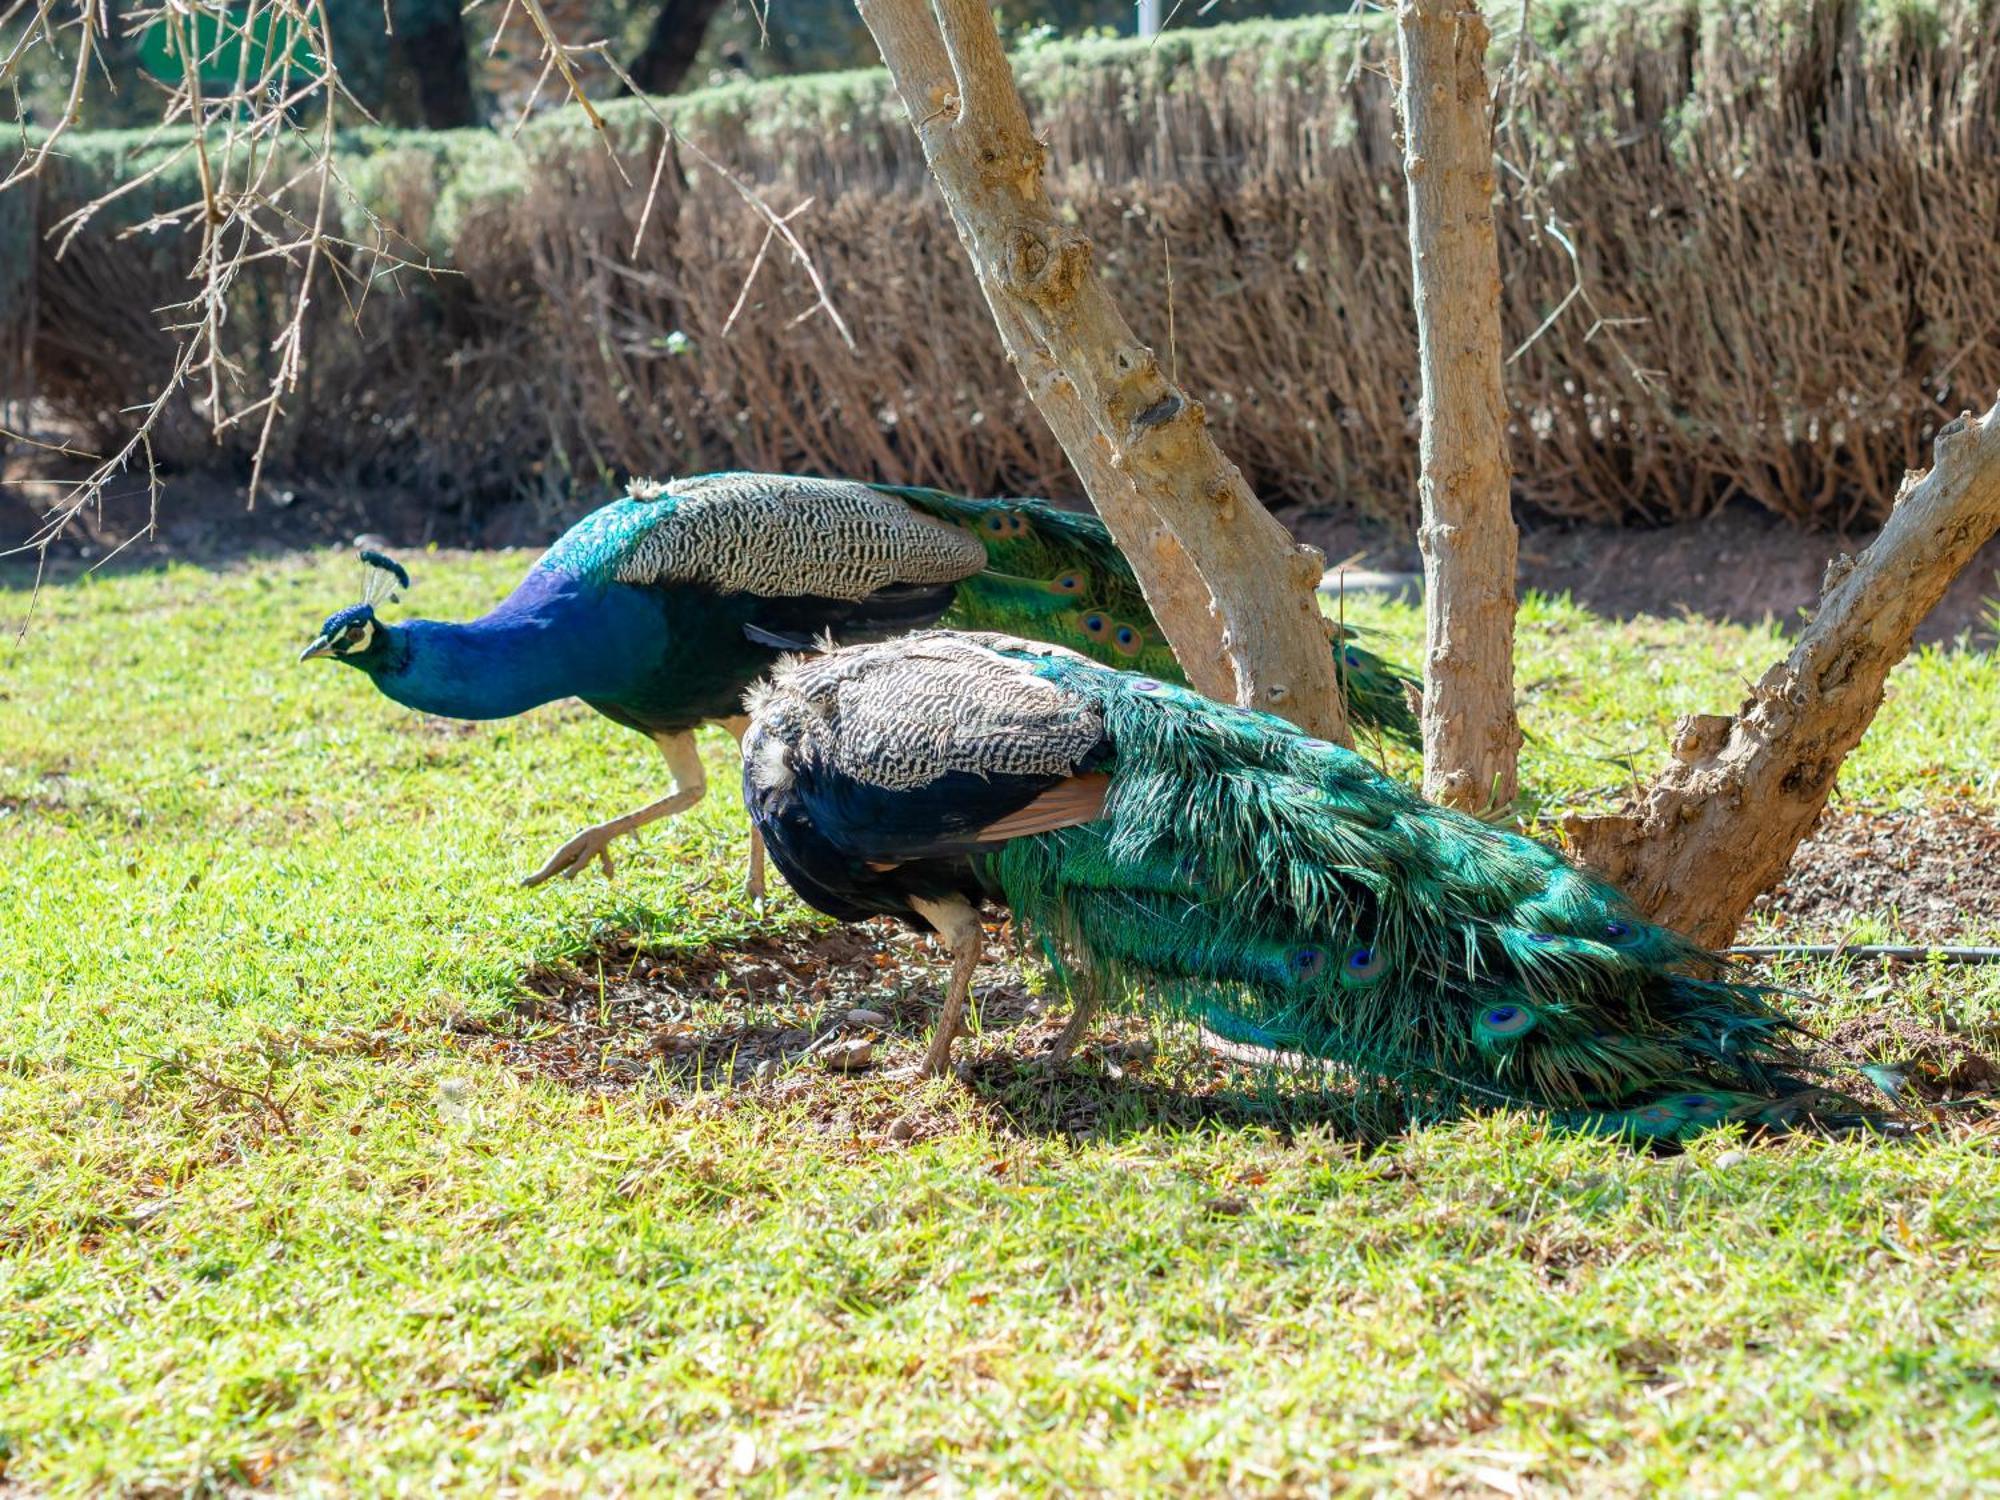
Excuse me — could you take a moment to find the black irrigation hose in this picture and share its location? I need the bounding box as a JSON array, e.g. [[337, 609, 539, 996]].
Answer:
[[1727, 945, 2000, 965]]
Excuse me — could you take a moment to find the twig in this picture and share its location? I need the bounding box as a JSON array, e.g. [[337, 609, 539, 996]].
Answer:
[[592, 44, 857, 355]]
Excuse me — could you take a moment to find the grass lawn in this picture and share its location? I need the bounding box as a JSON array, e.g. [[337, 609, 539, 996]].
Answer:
[[3, 549, 1998, 1494]]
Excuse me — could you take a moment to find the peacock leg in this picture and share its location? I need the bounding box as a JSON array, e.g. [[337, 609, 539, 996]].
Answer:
[[521, 731, 707, 887], [1044, 984, 1103, 1071], [907, 895, 984, 1079], [721, 714, 767, 905]]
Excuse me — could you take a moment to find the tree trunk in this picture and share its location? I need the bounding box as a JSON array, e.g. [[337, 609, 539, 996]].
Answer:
[[1564, 398, 2000, 947], [398, 1, 479, 128], [1394, 0, 1521, 812], [625, 0, 731, 97], [851, 0, 1350, 742]]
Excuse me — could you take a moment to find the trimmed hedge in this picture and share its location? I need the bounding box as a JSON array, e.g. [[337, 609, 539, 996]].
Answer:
[[7, 2, 1998, 525]]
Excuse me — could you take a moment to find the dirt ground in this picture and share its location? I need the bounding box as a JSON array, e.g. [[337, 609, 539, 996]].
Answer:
[[469, 802, 2000, 1127], [5, 457, 1996, 645]]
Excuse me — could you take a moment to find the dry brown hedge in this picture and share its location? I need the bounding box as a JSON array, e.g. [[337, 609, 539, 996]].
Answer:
[[10, 1, 1999, 528]]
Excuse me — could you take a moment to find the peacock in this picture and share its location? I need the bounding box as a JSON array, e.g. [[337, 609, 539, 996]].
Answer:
[[740, 631, 1890, 1140], [300, 472, 1416, 894]]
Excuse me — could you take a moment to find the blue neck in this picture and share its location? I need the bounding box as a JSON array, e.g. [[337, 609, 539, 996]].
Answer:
[[365, 571, 649, 721]]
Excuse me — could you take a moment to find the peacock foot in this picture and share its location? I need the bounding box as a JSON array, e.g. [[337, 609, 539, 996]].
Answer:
[[522, 822, 625, 887]]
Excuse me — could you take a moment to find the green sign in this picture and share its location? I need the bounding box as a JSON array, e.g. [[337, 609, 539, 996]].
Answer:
[[135, 5, 326, 94]]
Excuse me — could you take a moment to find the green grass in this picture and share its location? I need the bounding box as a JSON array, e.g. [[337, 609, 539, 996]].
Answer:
[[2, 551, 1997, 1494]]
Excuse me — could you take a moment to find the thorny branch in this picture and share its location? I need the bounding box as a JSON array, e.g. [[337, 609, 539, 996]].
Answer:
[[1, 0, 420, 583], [2, 0, 857, 583]]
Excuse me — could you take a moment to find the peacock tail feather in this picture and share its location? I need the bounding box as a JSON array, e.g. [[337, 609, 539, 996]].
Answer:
[[872, 483, 1420, 747], [964, 652, 1880, 1142]]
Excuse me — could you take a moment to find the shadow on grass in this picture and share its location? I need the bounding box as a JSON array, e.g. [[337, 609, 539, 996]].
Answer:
[[468, 913, 2000, 1151], [469, 918, 1425, 1147]]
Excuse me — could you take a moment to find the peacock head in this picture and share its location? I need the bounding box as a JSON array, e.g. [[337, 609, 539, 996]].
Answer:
[[299, 550, 409, 670]]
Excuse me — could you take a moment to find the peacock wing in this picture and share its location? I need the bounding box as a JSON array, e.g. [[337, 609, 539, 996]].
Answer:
[[745, 633, 1112, 866], [537, 474, 989, 604]]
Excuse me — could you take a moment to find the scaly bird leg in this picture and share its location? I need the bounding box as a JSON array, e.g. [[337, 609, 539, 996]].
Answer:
[[522, 731, 707, 887], [721, 713, 767, 907], [907, 895, 984, 1079], [1045, 983, 1103, 1071]]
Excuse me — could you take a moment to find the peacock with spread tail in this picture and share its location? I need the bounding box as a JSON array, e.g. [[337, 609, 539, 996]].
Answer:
[[300, 472, 1415, 894], [741, 631, 1893, 1140]]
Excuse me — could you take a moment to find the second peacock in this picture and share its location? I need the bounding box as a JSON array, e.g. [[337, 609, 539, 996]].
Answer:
[[742, 631, 1890, 1140]]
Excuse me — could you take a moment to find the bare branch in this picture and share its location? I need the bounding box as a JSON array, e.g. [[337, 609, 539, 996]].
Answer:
[[1564, 397, 2000, 945]]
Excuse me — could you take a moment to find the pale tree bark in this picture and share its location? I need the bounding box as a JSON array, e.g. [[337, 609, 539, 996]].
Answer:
[[851, 0, 1350, 742], [1394, 0, 1522, 811], [1564, 399, 2000, 948]]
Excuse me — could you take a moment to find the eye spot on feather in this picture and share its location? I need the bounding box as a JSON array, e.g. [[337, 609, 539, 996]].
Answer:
[[983, 513, 1010, 535], [1528, 932, 1559, 946], [1112, 624, 1143, 657], [1131, 678, 1165, 694], [1632, 1103, 1680, 1127], [1343, 647, 1363, 668], [1081, 613, 1111, 641], [1602, 920, 1639, 946], [1477, 1004, 1536, 1040], [1288, 947, 1327, 980], [1010, 514, 1030, 536], [1339, 946, 1385, 986], [1052, 571, 1086, 595]]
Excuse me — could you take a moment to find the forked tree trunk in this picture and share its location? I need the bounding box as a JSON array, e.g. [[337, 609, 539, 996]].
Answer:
[[851, 0, 1350, 742], [1565, 399, 2000, 947], [1394, 0, 1522, 812]]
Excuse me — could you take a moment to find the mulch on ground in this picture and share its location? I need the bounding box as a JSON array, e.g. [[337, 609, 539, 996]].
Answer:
[[473, 802, 2000, 1127], [1755, 802, 2000, 942]]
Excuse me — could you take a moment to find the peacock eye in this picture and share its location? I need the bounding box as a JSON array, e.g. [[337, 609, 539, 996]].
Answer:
[[1602, 920, 1638, 946], [1528, 932, 1560, 946], [1289, 947, 1327, 980], [1343, 648, 1363, 668], [1010, 514, 1030, 535], [1131, 678, 1165, 694], [1341, 945, 1386, 984], [984, 514, 1009, 534], [1054, 571, 1084, 594], [1112, 625, 1142, 655], [1477, 1004, 1536, 1039], [1082, 613, 1109, 638]]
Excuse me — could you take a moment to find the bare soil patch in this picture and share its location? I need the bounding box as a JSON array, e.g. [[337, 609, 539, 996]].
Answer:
[[468, 805, 2000, 1134], [8, 458, 1997, 648], [467, 921, 1385, 1143], [1755, 802, 2000, 942]]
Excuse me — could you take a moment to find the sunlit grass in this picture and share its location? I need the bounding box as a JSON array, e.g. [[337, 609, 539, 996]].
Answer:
[[2, 553, 1995, 1493]]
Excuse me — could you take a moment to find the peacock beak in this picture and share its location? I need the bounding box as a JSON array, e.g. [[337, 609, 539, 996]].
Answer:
[[298, 633, 336, 662]]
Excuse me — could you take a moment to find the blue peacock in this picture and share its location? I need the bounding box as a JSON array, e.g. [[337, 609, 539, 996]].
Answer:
[[300, 472, 1416, 893], [741, 631, 1892, 1140]]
